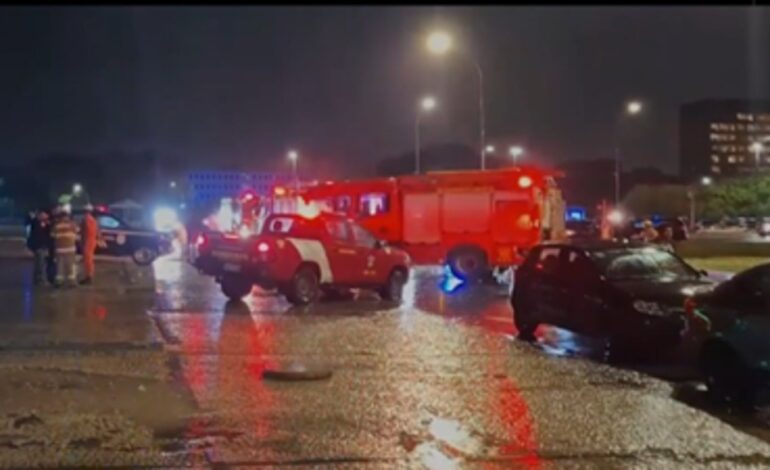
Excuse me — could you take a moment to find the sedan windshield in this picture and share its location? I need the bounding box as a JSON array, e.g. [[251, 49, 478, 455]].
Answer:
[[590, 247, 697, 281]]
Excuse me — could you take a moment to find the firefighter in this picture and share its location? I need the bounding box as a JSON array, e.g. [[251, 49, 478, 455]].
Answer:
[[52, 207, 79, 287], [26, 210, 51, 286], [79, 204, 102, 285]]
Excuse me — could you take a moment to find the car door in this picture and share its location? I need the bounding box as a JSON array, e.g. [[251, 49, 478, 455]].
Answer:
[[716, 266, 770, 364], [560, 248, 606, 335], [323, 219, 360, 285], [349, 222, 382, 284], [94, 214, 126, 256], [525, 246, 565, 325]]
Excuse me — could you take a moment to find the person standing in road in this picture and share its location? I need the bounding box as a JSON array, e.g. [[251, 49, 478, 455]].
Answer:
[[639, 220, 659, 243], [79, 205, 102, 285], [52, 208, 79, 288], [26, 210, 51, 286]]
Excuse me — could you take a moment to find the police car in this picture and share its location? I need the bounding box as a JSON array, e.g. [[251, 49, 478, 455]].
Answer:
[[72, 209, 172, 265], [194, 212, 411, 305]]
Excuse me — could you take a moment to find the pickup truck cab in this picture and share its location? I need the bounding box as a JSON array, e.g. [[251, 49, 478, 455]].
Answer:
[[193, 213, 411, 305]]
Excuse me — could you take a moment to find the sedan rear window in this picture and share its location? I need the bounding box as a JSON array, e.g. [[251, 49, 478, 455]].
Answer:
[[591, 247, 697, 281]]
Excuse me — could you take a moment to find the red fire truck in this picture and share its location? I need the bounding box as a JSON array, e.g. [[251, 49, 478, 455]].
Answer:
[[256, 166, 565, 281]]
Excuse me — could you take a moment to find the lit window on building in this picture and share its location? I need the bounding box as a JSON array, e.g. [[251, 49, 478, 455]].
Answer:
[[728, 156, 737, 164], [711, 165, 721, 173], [737, 113, 755, 121], [711, 155, 720, 163]]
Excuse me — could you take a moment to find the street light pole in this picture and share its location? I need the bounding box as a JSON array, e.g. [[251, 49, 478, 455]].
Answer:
[[474, 60, 486, 170], [614, 100, 643, 207], [287, 150, 299, 190], [426, 31, 486, 171], [414, 96, 436, 174], [415, 113, 422, 175]]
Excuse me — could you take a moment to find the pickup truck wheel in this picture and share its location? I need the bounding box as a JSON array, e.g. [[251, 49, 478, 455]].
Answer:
[[702, 347, 755, 410], [379, 269, 406, 302], [221, 274, 252, 301], [132, 247, 158, 266], [287, 266, 320, 305], [447, 247, 488, 282]]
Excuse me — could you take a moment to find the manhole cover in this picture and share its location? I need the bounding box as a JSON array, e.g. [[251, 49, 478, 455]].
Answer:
[[262, 363, 332, 381]]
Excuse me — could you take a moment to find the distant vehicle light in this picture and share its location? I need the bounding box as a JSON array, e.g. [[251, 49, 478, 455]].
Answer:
[[238, 225, 252, 239], [518, 175, 533, 189], [607, 209, 624, 225], [257, 242, 270, 253]]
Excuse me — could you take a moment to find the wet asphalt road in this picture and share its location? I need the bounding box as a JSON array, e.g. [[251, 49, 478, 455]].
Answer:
[[1, 255, 770, 468]]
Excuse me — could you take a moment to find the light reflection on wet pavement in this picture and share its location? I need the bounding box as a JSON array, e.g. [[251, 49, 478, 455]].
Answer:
[[1, 256, 770, 467], [148, 258, 770, 467]]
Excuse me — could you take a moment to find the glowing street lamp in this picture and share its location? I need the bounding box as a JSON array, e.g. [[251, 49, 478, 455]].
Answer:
[[72, 183, 83, 196], [701, 176, 713, 186], [425, 30, 487, 170], [426, 31, 452, 55], [485, 145, 495, 154], [415, 96, 438, 174], [169, 181, 177, 189], [509, 146, 524, 165], [626, 100, 643, 115]]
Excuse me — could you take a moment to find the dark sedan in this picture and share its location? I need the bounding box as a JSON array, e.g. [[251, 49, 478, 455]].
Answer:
[[72, 210, 172, 265], [512, 240, 713, 354], [687, 263, 770, 408]]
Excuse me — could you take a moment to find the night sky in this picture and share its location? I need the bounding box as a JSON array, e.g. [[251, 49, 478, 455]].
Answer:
[[1, 6, 768, 177]]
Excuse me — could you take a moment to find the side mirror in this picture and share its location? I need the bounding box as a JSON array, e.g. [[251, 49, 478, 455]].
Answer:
[[699, 269, 708, 278]]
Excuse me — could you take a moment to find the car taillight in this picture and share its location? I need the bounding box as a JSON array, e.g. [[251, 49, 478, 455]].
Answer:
[[257, 242, 270, 253]]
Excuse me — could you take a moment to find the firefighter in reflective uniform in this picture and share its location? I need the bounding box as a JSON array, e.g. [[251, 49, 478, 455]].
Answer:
[[80, 205, 103, 285]]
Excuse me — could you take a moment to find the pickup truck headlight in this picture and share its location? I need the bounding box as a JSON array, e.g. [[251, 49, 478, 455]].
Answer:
[[633, 300, 666, 317]]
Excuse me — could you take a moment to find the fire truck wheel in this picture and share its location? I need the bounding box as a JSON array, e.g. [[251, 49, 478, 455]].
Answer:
[[221, 274, 253, 301], [287, 265, 321, 305], [447, 247, 488, 282], [380, 269, 407, 302]]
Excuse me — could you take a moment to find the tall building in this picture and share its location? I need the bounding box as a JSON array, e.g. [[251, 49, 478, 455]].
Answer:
[[187, 170, 289, 208], [679, 99, 770, 182]]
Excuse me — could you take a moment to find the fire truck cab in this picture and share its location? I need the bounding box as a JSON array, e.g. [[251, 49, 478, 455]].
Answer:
[[270, 167, 565, 281]]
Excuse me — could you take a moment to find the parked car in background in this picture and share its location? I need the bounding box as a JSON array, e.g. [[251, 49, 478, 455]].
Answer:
[[565, 220, 599, 240], [757, 217, 770, 237], [686, 263, 770, 408], [512, 241, 712, 355]]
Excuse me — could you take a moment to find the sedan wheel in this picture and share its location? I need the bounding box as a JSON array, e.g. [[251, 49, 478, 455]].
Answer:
[[132, 247, 157, 266]]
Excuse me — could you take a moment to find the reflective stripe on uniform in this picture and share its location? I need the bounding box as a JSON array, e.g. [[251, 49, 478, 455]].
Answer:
[[286, 238, 333, 283]]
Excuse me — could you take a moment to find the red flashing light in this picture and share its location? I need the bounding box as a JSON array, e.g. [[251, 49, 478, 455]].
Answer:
[[257, 242, 270, 253], [240, 191, 256, 202], [195, 233, 208, 247], [518, 175, 533, 189], [684, 298, 697, 317]]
